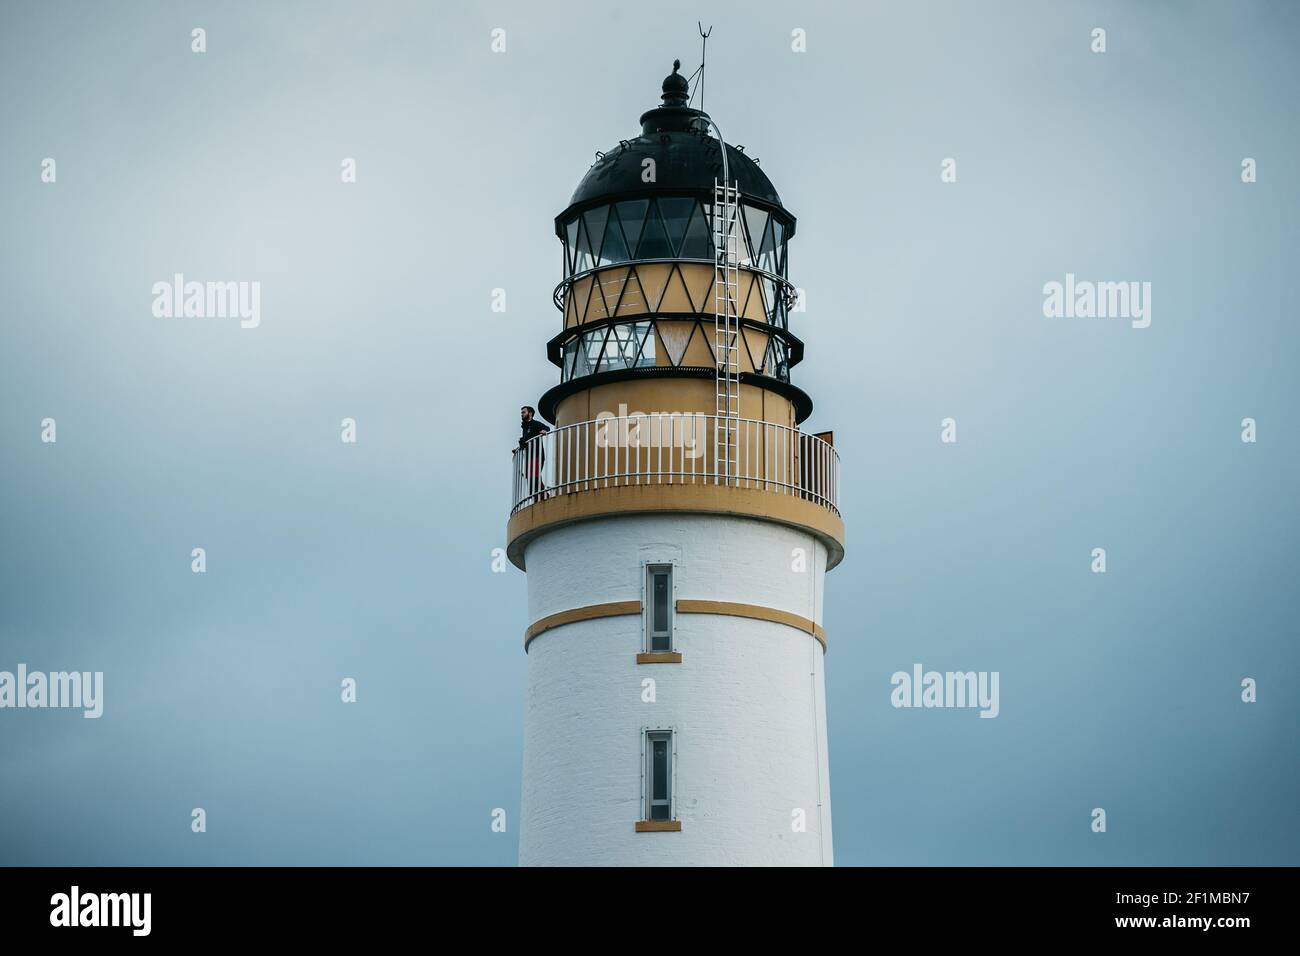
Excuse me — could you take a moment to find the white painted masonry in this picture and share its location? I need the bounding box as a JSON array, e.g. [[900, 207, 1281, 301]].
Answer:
[[519, 513, 833, 866]]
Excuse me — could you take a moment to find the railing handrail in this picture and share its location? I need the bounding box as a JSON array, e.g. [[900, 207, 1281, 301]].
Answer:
[[511, 413, 839, 517]]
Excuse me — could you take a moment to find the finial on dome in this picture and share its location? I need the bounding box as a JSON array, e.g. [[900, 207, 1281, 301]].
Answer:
[[661, 60, 689, 107]]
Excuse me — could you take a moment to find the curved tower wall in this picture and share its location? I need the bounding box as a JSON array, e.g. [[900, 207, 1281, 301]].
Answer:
[[518, 515, 832, 867]]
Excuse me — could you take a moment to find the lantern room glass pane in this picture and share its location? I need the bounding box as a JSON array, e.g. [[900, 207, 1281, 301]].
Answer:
[[574, 218, 594, 273], [766, 338, 789, 380], [584, 207, 610, 266], [583, 328, 607, 374], [562, 339, 578, 380], [636, 199, 675, 259], [634, 321, 655, 366], [758, 217, 777, 273], [760, 216, 776, 256], [600, 207, 630, 265], [606, 323, 639, 368], [742, 206, 768, 266], [562, 321, 659, 382], [678, 203, 712, 259], [615, 199, 650, 259], [658, 197, 696, 256], [565, 218, 580, 275]]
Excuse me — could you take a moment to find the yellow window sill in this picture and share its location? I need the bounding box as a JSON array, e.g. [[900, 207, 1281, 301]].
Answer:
[[635, 820, 682, 832], [636, 652, 683, 664]]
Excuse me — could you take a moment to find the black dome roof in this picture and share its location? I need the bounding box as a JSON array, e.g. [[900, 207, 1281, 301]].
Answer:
[[556, 62, 794, 237], [566, 133, 784, 210]]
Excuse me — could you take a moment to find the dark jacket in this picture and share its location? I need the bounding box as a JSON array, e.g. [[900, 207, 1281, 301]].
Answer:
[[518, 417, 550, 451]]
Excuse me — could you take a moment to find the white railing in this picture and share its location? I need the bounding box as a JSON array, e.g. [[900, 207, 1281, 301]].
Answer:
[[511, 414, 839, 516]]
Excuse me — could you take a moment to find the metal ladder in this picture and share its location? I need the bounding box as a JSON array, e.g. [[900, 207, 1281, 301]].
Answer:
[[713, 179, 742, 483]]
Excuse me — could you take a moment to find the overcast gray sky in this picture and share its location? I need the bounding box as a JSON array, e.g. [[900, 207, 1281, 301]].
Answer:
[[1, 0, 1297, 865]]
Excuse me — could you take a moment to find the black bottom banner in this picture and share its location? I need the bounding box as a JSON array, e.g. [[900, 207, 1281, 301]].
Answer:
[[0, 866, 1286, 941]]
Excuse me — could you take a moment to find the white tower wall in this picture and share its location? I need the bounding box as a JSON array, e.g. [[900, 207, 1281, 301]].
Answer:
[[518, 513, 833, 866]]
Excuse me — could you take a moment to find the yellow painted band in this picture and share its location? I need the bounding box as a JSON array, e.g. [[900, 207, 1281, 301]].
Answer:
[[524, 601, 641, 648], [675, 599, 826, 649], [522, 599, 826, 652]]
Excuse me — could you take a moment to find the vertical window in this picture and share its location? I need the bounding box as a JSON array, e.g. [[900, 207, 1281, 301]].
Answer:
[[645, 730, 673, 821], [634, 321, 655, 366], [647, 564, 673, 651]]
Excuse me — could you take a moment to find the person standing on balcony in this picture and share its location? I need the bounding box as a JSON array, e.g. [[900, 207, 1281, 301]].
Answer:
[[516, 405, 551, 500]]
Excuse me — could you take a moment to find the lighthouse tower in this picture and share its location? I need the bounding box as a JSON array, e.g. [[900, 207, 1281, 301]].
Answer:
[[507, 62, 845, 866]]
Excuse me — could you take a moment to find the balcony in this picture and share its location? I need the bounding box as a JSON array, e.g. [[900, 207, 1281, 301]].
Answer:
[[506, 414, 844, 570]]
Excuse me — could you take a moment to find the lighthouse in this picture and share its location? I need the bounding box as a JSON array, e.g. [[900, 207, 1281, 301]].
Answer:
[[507, 61, 845, 866]]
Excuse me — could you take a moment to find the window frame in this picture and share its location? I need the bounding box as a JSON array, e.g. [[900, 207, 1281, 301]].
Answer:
[[641, 727, 676, 823], [643, 561, 675, 652]]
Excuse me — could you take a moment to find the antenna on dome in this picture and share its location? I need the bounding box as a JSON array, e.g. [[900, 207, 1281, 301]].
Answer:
[[695, 22, 712, 112]]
